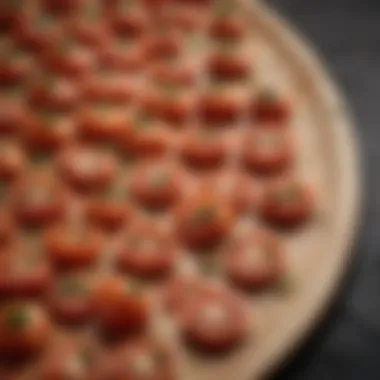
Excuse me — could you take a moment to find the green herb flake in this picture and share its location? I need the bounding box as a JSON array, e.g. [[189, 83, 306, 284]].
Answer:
[[6, 306, 29, 330]]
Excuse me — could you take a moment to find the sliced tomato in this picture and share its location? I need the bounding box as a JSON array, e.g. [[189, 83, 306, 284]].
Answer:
[[58, 146, 117, 193], [77, 103, 132, 143], [0, 3, 21, 33], [150, 62, 197, 88], [48, 273, 94, 325], [177, 191, 236, 249], [181, 129, 228, 169], [0, 52, 33, 87], [0, 140, 26, 182], [210, 172, 259, 214], [41, 42, 97, 79], [199, 84, 246, 124], [12, 13, 60, 52], [42, 0, 83, 15], [94, 337, 176, 380], [91, 276, 149, 337], [109, 8, 149, 38], [41, 339, 97, 380], [209, 15, 246, 41], [11, 171, 66, 227], [117, 222, 178, 278], [118, 113, 172, 158], [0, 302, 51, 358], [225, 229, 285, 290], [260, 177, 315, 227], [144, 86, 195, 125], [208, 52, 250, 81], [0, 209, 15, 247], [0, 245, 52, 298], [164, 275, 220, 319], [130, 163, 182, 210], [22, 110, 73, 154], [180, 285, 250, 352], [243, 128, 295, 175], [45, 222, 103, 270], [28, 76, 81, 113], [0, 96, 27, 136], [86, 187, 132, 231], [251, 90, 291, 124], [83, 71, 135, 104], [143, 33, 182, 62], [99, 37, 147, 72]]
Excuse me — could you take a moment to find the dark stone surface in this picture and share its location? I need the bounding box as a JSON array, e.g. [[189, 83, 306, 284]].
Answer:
[[264, 0, 380, 379]]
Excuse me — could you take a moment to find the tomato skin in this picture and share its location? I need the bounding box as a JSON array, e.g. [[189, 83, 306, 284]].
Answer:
[[98, 44, 146, 72], [87, 201, 131, 232], [251, 93, 291, 124], [119, 120, 172, 158], [0, 63, 28, 87], [28, 80, 81, 113], [181, 131, 228, 169], [199, 92, 242, 124], [180, 287, 249, 352], [260, 178, 315, 228], [243, 129, 295, 175], [208, 54, 250, 81], [58, 147, 117, 193], [70, 21, 109, 48], [48, 274, 94, 325], [209, 17, 245, 40], [130, 164, 182, 209], [154, 92, 195, 125], [42, 0, 83, 14], [12, 18, 57, 52], [177, 192, 236, 249], [40, 46, 96, 79], [45, 224, 102, 270], [0, 260, 52, 299], [0, 302, 51, 359], [150, 63, 196, 88], [91, 277, 148, 337], [117, 222, 178, 278], [0, 98, 27, 136], [0, 211, 15, 247], [0, 142, 26, 182], [0, 6, 20, 33], [11, 174, 66, 227], [22, 113, 72, 154], [143, 34, 181, 62], [110, 11, 149, 38], [77, 106, 131, 143], [225, 230, 285, 290]]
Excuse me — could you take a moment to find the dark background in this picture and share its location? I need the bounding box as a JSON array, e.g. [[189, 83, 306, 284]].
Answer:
[[264, 0, 380, 379]]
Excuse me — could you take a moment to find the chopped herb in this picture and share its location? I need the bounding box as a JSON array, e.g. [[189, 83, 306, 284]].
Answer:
[[6, 306, 29, 330]]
